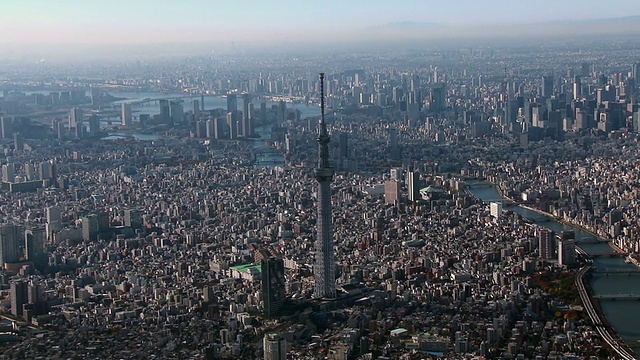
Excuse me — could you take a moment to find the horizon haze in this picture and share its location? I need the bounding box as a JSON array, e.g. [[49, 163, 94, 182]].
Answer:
[[2, 0, 640, 61]]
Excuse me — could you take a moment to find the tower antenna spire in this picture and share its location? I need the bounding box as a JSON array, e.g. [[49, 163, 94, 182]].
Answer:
[[314, 72, 336, 299]]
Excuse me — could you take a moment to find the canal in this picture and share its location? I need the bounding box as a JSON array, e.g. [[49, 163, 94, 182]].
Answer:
[[467, 181, 640, 355]]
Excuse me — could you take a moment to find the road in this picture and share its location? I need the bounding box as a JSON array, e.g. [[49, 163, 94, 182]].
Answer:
[[575, 265, 638, 360]]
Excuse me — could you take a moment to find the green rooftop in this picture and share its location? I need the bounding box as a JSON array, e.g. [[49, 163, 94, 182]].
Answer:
[[230, 264, 262, 274]]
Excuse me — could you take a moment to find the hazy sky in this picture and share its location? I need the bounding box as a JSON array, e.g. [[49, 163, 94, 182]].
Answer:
[[1, 0, 639, 46]]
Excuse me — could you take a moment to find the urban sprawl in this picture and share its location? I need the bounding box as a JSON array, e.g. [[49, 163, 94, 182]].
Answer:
[[0, 44, 639, 359]]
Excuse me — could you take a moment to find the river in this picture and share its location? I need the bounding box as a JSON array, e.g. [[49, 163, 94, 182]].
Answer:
[[467, 181, 640, 355]]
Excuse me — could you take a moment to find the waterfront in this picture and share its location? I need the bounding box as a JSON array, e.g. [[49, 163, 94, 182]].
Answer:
[[105, 91, 318, 166], [468, 181, 640, 356], [108, 91, 321, 119]]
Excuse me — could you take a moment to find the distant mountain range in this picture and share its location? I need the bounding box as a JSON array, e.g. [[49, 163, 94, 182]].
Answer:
[[362, 15, 640, 40], [368, 21, 443, 31], [369, 15, 640, 30]]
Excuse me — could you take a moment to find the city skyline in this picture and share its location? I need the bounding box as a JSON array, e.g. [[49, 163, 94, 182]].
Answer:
[[1, 0, 640, 60]]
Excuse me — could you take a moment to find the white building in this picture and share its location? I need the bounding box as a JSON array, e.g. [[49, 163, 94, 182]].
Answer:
[[490, 202, 503, 220], [121, 103, 133, 126]]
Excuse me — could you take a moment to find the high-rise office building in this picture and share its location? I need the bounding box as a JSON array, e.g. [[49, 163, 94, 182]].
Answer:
[[261, 257, 285, 318], [573, 75, 582, 100], [124, 209, 142, 229], [227, 94, 238, 113], [205, 119, 215, 139], [278, 101, 287, 123], [25, 227, 46, 261], [260, 102, 268, 122], [227, 112, 239, 140], [0, 116, 12, 138], [38, 160, 55, 182], [430, 85, 446, 112], [13, 132, 24, 151], [0, 224, 23, 266], [538, 229, 555, 260], [159, 100, 171, 124], [24, 163, 34, 181], [121, 103, 132, 126], [10, 280, 27, 318], [263, 333, 286, 360], [407, 168, 421, 202], [192, 100, 200, 119], [242, 94, 252, 137], [558, 239, 576, 267], [541, 76, 554, 98], [313, 73, 336, 299], [559, 231, 576, 267], [46, 205, 62, 236], [89, 115, 100, 133], [69, 107, 83, 129], [170, 101, 184, 124], [75, 124, 86, 139], [2, 163, 15, 182], [82, 214, 100, 241]]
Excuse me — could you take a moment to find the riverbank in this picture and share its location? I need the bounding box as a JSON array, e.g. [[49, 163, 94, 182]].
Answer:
[[576, 266, 637, 359], [467, 181, 640, 358]]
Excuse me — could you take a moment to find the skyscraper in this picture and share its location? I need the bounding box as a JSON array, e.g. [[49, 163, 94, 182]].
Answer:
[[226, 112, 238, 140], [10, 280, 27, 318], [430, 85, 446, 112], [25, 227, 46, 262], [541, 76, 554, 98], [227, 94, 238, 113], [121, 103, 132, 126], [407, 168, 420, 202], [13, 132, 24, 151], [82, 214, 99, 241], [124, 209, 142, 229], [159, 100, 171, 124], [263, 333, 286, 360], [261, 257, 285, 318], [69, 107, 83, 129], [170, 101, 184, 124], [573, 75, 582, 100], [192, 99, 200, 119], [2, 163, 15, 183], [242, 93, 252, 137], [0, 116, 13, 138], [559, 231, 576, 267], [538, 229, 555, 260], [314, 73, 336, 299], [89, 115, 100, 133], [0, 224, 23, 266], [558, 239, 576, 267]]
